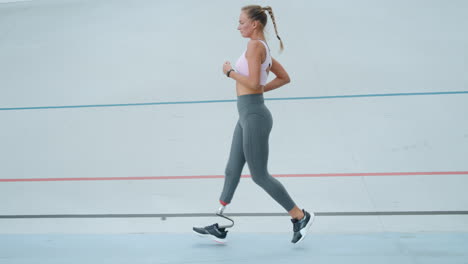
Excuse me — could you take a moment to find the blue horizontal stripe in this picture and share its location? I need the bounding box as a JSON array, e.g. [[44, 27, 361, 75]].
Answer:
[[1, 91, 467, 111]]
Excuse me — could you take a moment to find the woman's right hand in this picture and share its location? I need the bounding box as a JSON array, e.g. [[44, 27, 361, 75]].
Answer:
[[223, 61, 232, 75]]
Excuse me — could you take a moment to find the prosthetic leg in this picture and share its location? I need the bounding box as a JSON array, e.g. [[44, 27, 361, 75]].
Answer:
[[216, 205, 234, 229], [192, 204, 234, 243]]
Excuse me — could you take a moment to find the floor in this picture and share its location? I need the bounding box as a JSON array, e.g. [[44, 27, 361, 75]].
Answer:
[[1, 232, 468, 264]]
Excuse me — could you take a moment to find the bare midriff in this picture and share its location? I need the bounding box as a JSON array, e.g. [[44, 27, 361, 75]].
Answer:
[[236, 83, 264, 96]]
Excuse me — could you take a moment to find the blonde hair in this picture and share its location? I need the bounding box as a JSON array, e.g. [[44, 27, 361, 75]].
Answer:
[[241, 5, 284, 52]]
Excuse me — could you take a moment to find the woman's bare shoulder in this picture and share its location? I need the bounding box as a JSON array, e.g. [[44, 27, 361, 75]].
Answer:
[[246, 40, 263, 52]]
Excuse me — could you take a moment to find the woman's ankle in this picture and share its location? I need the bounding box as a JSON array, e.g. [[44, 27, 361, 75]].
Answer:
[[289, 206, 305, 220]]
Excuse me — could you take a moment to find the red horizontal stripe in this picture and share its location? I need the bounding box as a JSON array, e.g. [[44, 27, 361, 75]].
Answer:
[[0, 171, 467, 182]]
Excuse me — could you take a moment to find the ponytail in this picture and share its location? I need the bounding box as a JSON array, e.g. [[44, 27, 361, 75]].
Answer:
[[263, 6, 284, 52]]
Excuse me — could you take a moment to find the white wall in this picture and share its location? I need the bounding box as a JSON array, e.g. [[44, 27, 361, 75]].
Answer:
[[0, 0, 467, 234]]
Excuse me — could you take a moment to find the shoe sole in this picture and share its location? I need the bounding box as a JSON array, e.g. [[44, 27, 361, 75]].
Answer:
[[294, 212, 315, 244], [193, 230, 227, 244]]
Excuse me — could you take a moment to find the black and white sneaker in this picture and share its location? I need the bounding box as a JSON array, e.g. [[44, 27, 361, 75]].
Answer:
[[193, 223, 228, 243], [291, 209, 315, 244]]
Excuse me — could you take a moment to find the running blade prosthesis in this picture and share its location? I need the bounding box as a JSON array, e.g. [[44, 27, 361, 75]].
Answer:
[[192, 205, 234, 243], [216, 205, 234, 229]]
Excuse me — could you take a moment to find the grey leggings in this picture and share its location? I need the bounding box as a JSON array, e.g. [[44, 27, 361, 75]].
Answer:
[[219, 93, 296, 212]]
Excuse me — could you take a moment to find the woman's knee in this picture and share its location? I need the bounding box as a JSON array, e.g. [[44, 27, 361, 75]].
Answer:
[[225, 165, 242, 179], [224, 167, 234, 178], [251, 173, 273, 187]]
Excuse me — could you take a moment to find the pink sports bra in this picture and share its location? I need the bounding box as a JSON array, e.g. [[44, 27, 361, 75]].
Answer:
[[235, 39, 272, 86]]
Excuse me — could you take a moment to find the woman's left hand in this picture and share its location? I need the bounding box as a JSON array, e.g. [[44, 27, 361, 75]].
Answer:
[[223, 61, 232, 75]]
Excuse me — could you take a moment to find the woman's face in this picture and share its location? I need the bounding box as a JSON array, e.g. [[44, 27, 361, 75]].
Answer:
[[237, 11, 255, 38]]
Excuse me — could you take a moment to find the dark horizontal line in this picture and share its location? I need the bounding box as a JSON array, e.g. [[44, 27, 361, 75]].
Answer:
[[1, 211, 467, 219], [1, 91, 467, 111]]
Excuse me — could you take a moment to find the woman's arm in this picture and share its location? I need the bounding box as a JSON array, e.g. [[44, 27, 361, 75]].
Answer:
[[223, 40, 264, 90], [264, 57, 290, 92]]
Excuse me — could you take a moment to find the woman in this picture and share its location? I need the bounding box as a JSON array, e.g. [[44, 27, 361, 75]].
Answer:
[[193, 5, 314, 244]]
